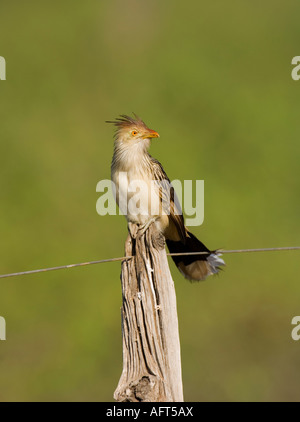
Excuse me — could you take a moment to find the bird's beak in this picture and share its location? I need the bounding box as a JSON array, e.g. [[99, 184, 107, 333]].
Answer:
[[142, 129, 160, 139]]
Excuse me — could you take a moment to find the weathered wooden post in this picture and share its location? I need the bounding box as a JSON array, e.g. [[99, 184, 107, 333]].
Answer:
[[114, 223, 184, 402]]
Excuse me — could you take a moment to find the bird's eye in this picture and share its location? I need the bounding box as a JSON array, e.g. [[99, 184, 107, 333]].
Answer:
[[131, 130, 138, 136]]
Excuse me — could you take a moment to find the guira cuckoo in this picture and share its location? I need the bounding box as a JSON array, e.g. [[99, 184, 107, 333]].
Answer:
[[108, 114, 224, 281]]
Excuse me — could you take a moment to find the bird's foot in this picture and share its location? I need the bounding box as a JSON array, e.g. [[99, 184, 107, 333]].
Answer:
[[138, 218, 157, 236], [128, 222, 139, 239]]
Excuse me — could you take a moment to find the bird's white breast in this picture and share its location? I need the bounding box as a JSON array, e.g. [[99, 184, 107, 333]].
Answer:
[[113, 167, 161, 226]]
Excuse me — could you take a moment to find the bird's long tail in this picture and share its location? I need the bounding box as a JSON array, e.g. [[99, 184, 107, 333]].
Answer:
[[166, 231, 225, 281]]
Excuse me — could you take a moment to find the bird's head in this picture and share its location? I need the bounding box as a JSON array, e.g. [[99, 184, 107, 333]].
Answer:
[[106, 114, 159, 148]]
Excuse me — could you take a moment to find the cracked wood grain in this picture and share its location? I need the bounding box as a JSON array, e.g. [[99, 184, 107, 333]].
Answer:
[[114, 224, 184, 402]]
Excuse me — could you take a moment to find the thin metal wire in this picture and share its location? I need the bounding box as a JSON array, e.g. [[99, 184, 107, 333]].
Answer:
[[169, 246, 300, 256], [0, 246, 299, 280], [0, 257, 131, 279]]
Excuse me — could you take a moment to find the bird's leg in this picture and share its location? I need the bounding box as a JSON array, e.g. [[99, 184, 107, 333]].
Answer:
[[138, 217, 157, 236]]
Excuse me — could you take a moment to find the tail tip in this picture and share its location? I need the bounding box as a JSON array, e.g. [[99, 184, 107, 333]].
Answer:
[[207, 252, 225, 274]]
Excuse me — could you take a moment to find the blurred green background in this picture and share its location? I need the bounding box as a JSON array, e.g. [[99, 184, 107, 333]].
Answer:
[[0, 0, 300, 402]]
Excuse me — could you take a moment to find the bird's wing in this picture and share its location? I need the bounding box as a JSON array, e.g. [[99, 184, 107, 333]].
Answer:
[[150, 158, 186, 243]]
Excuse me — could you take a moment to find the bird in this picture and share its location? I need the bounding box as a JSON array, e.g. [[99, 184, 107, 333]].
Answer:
[[107, 113, 225, 281]]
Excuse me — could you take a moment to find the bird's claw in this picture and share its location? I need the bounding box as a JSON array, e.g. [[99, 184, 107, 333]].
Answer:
[[138, 218, 157, 236], [128, 222, 138, 239]]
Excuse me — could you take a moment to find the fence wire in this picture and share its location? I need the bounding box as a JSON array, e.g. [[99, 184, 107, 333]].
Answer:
[[0, 246, 299, 279]]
